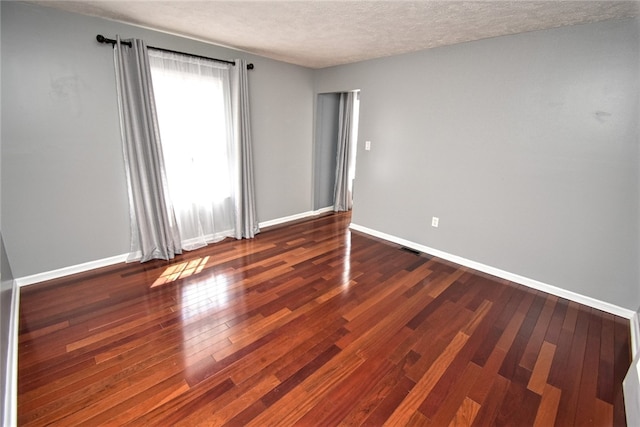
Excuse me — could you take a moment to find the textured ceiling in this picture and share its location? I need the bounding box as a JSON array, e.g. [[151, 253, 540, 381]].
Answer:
[[28, 1, 640, 68]]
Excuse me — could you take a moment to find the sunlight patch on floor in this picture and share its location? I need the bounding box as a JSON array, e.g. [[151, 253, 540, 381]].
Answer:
[[151, 256, 210, 288]]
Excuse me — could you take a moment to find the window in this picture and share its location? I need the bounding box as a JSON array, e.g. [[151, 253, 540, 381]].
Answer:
[[148, 49, 235, 250]]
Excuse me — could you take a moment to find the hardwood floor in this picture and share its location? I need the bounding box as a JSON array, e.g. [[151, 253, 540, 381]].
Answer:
[[18, 212, 631, 426]]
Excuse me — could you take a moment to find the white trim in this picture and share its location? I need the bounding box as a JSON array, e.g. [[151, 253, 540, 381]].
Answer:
[[4, 280, 19, 427], [623, 347, 640, 426], [349, 223, 636, 319], [313, 206, 335, 215], [258, 207, 334, 229], [630, 311, 640, 359], [16, 253, 128, 287]]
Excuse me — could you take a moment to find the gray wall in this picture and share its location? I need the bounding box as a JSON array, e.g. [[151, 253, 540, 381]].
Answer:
[[1, 2, 315, 278], [315, 18, 640, 310], [313, 93, 340, 210]]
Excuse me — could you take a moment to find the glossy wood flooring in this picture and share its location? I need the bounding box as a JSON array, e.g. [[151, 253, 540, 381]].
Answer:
[[18, 213, 631, 426]]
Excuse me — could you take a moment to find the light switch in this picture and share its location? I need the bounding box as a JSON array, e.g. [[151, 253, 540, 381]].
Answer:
[[365, 141, 371, 151]]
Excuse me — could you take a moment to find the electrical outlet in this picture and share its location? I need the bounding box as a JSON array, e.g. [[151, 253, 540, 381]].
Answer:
[[365, 141, 371, 151], [431, 217, 439, 228]]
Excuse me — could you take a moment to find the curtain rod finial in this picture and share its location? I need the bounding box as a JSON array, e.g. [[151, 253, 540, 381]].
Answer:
[[247, 63, 254, 70]]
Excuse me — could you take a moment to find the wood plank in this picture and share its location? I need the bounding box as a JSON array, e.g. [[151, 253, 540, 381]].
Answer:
[[594, 397, 614, 427], [598, 312, 616, 404], [448, 396, 481, 427], [613, 316, 631, 427], [383, 331, 469, 426], [527, 340, 556, 395], [293, 354, 394, 425], [573, 309, 602, 426], [470, 374, 510, 427], [421, 361, 482, 425], [360, 374, 416, 426], [553, 306, 591, 426], [533, 383, 561, 427], [519, 294, 557, 370], [468, 346, 508, 405], [338, 352, 416, 426], [494, 380, 541, 426]]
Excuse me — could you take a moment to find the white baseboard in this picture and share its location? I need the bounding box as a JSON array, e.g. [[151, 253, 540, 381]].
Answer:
[[314, 206, 336, 215], [631, 311, 640, 359], [258, 207, 334, 229], [16, 253, 129, 288], [4, 280, 19, 427], [349, 223, 636, 320]]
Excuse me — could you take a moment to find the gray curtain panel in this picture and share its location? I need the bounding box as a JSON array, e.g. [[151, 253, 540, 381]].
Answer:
[[230, 59, 260, 239], [333, 91, 355, 212], [113, 37, 182, 262]]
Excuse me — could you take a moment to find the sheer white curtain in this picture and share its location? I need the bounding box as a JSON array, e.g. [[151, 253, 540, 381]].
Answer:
[[148, 49, 235, 250]]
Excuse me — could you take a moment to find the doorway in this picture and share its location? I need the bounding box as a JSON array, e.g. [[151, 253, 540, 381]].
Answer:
[[313, 91, 360, 212]]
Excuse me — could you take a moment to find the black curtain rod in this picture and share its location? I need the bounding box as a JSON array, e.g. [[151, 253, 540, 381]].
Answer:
[[96, 35, 254, 70]]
